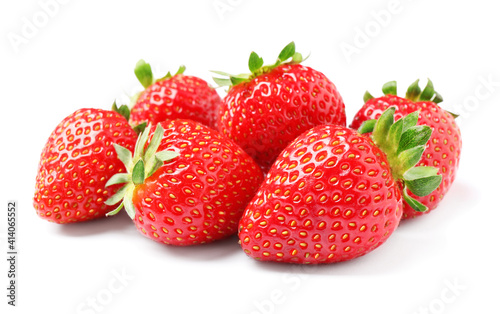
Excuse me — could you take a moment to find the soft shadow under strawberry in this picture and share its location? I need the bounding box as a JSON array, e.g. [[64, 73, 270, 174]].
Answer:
[[153, 234, 242, 261], [55, 211, 135, 237], [248, 224, 450, 277]]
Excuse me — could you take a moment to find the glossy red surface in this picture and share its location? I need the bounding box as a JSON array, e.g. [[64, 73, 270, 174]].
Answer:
[[130, 75, 222, 129], [132, 119, 264, 245], [239, 125, 402, 264], [33, 108, 138, 223], [218, 63, 346, 172]]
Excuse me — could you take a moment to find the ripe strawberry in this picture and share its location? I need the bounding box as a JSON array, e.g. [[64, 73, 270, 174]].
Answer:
[[33, 108, 138, 223], [214, 42, 346, 172], [128, 60, 222, 129], [239, 107, 442, 264], [105, 119, 264, 245], [350, 80, 462, 219]]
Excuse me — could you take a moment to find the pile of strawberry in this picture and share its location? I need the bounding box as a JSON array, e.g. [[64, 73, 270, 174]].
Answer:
[[33, 42, 461, 264]]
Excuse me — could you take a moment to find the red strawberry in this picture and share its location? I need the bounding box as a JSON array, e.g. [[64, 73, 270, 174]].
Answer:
[[105, 119, 264, 245], [239, 107, 442, 264], [128, 60, 222, 129], [350, 80, 462, 219], [33, 108, 138, 223], [214, 42, 346, 172]]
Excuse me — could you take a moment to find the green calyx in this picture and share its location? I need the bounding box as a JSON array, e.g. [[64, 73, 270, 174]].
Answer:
[[112, 100, 131, 121], [129, 60, 186, 108], [104, 124, 179, 219], [134, 59, 186, 89], [111, 100, 146, 134], [358, 107, 442, 212], [212, 41, 307, 88], [134, 59, 154, 89], [363, 79, 444, 105]]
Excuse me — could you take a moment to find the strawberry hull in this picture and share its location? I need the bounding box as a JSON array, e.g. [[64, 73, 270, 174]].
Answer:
[[239, 125, 402, 264]]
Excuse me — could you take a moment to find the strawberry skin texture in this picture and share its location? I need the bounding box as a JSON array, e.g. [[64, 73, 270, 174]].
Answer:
[[129, 75, 222, 129], [33, 108, 138, 223], [218, 63, 346, 171], [239, 125, 402, 264], [132, 120, 264, 245], [350, 96, 462, 218]]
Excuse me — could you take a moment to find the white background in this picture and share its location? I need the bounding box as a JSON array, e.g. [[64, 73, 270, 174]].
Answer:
[[1, 1, 499, 313]]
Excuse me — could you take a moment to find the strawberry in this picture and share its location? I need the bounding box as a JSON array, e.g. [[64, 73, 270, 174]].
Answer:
[[350, 80, 462, 219], [33, 108, 138, 223], [214, 42, 346, 172], [105, 119, 264, 245], [128, 60, 222, 130], [239, 107, 442, 264]]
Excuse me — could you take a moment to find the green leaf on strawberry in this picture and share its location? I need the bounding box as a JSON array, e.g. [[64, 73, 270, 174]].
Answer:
[[212, 41, 306, 89], [382, 80, 397, 96], [158, 65, 186, 81], [134, 60, 187, 89], [354, 79, 460, 217], [403, 166, 442, 197], [105, 124, 179, 219], [363, 91, 375, 102], [277, 41, 296, 62], [134, 59, 154, 89], [248, 52, 264, 73], [111, 101, 131, 121], [359, 107, 442, 212]]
